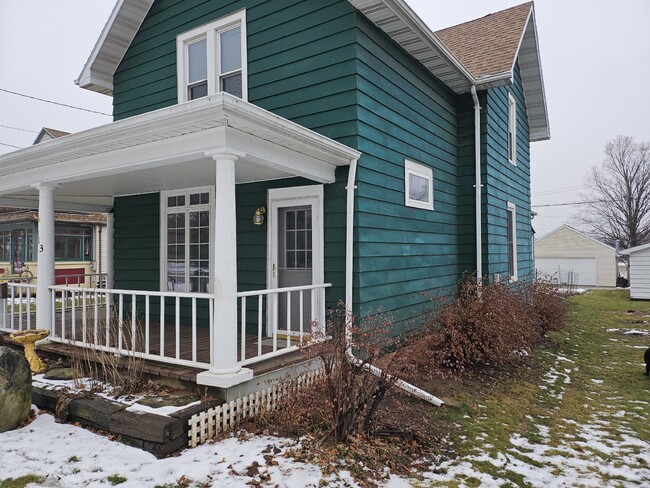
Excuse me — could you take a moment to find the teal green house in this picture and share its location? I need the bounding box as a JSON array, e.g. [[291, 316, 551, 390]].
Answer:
[[0, 0, 549, 389]]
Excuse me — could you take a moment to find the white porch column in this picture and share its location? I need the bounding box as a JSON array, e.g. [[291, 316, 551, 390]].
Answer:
[[105, 210, 114, 289], [197, 151, 253, 388], [34, 184, 56, 333]]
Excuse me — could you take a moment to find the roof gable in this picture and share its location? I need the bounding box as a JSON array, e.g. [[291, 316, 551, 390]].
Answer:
[[76, 0, 549, 141], [536, 224, 616, 252], [435, 3, 549, 141]]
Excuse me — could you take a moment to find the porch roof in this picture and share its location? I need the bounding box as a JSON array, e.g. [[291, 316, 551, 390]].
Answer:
[[0, 94, 360, 212]]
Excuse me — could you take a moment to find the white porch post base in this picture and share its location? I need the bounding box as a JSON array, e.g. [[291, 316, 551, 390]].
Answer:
[[196, 368, 254, 389]]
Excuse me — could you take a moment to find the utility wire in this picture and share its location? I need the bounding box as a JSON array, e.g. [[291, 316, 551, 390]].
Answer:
[[532, 200, 604, 208], [0, 88, 111, 116], [0, 124, 38, 134], [0, 142, 24, 149]]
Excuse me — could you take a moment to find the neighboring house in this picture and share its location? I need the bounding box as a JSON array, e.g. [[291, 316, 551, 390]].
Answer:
[[0, 210, 107, 286], [33, 128, 71, 145], [535, 225, 616, 288], [621, 243, 650, 300], [0, 0, 549, 389], [0, 129, 106, 286]]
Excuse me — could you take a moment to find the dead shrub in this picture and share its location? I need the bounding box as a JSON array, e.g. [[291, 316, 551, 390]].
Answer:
[[276, 305, 415, 444], [519, 273, 572, 335], [68, 309, 146, 397], [421, 278, 537, 372]]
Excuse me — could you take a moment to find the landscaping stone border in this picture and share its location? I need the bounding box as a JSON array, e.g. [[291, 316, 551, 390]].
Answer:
[[32, 387, 220, 458]]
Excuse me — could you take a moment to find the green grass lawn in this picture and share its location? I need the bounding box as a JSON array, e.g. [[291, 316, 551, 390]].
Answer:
[[419, 290, 650, 487]]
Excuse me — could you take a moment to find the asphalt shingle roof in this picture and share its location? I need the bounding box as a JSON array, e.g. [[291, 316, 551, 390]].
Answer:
[[435, 2, 533, 79]]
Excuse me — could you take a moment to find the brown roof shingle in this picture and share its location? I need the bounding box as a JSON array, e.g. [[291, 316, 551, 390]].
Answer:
[[435, 2, 533, 79]]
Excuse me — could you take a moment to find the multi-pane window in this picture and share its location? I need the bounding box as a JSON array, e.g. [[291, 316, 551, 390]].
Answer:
[[163, 188, 212, 293], [54, 227, 92, 261], [12, 229, 33, 272], [177, 10, 247, 102], [0, 230, 10, 261], [508, 92, 517, 165], [404, 160, 434, 210], [283, 208, 312, 270], [507, 202, 518, 279]]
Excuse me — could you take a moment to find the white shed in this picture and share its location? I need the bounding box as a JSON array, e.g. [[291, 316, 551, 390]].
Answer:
[[621, 243, 650, 300], [535, 225, 617, 288]]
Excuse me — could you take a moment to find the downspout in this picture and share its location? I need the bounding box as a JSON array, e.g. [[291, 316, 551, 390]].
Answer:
[[471, 85, 483, 286], [345, 158, 444, 407]]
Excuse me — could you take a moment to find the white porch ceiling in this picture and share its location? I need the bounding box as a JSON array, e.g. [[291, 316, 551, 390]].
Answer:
[[0, 94, 360, 212]]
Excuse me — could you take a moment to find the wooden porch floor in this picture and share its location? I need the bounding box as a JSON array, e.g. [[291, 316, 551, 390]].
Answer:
[[2, 308, 308, 382]]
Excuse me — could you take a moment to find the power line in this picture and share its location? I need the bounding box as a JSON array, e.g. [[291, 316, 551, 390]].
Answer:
[[0, 124, 38, 134], [0, 142, 23, 149], [532, 200, 604, 208], [0, 88, 111, 116]]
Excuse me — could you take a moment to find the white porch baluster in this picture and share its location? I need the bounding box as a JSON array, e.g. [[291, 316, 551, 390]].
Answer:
[[197, 151, 253, 387], [35, 183, 56, 333]]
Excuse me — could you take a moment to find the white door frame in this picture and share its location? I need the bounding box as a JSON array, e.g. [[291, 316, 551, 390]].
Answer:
[[267, 185, 325, 336]]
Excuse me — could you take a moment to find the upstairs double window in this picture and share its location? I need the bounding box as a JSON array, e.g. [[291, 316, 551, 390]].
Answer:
[[177, 10, 247, 103]]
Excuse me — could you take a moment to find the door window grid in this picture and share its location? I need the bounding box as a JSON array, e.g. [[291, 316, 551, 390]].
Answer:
[[284, 209, 312, 270]]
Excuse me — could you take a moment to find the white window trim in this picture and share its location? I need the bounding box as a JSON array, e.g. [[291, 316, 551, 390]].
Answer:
[[160, 186, 215, 294], [176, 10, 248, 103], [508, 92, 517, 166], [507, 201, 518, 280], [404, 159, 434, 210]]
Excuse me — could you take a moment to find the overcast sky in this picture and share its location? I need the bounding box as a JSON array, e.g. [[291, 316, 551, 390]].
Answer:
[[1, 0, 649, 237]]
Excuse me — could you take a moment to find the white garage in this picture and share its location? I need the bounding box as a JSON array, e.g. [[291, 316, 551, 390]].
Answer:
[[621, 243, 650, 300], [535, 225, 617, 288], [536, 257, 597, 286]]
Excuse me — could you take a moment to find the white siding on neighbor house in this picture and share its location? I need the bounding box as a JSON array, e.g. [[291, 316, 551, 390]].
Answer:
[[628, 246, 650, 300], [535, 225, 616, 288], [536, 257, 596, 286]]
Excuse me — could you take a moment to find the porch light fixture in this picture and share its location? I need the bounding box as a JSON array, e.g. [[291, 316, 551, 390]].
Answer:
[[253, 207, 265, 226]]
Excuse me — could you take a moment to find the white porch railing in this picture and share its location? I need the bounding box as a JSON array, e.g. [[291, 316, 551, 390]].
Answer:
[[2, 282, 331, 375], [237, 283, 331, 366], [0, 282, 38, 332], [48, 285, 214, 369]]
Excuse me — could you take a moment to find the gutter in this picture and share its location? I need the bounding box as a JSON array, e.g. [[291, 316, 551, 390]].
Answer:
[[471, 86, 483, 285], [345, 158, 444, 407]]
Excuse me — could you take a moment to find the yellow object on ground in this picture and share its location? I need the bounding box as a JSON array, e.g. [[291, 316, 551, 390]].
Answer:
[[10, 329, 50, 373]]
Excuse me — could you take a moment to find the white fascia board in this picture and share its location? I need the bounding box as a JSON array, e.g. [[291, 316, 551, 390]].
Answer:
[[536, 224, 616, 252], [621, 243, 650, 255], [0, 94, 358, 194], [0, 197, 111, 213], [76, 0, 154, 95], [513, 7, 550, 142]]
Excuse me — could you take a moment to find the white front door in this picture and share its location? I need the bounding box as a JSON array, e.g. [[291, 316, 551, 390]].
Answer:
[[267, 185, 324, 336]]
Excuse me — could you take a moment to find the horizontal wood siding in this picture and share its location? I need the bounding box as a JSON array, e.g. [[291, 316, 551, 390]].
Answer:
[[112, 0, 358, 136], [354, 13, 458, 332], [113, 193, 160, 291], [629, 249, 650, 299], [482, 62, 533, 281]]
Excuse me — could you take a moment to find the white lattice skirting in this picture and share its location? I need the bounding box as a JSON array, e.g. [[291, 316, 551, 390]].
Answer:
[[188, 369, 322, 447]]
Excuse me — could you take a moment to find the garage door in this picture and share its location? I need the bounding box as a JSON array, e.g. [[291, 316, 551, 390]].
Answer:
[[536, 258, 597, 286]]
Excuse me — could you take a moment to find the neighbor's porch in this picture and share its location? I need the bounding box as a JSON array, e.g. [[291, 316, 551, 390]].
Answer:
[[0, 93, 360, 388]]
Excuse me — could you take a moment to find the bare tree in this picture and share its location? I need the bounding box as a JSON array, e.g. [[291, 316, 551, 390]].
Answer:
[[580, 135, 650, 248]]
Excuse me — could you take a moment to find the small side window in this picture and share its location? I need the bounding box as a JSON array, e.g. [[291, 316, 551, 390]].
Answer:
[[405, 160, 434, 210]]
